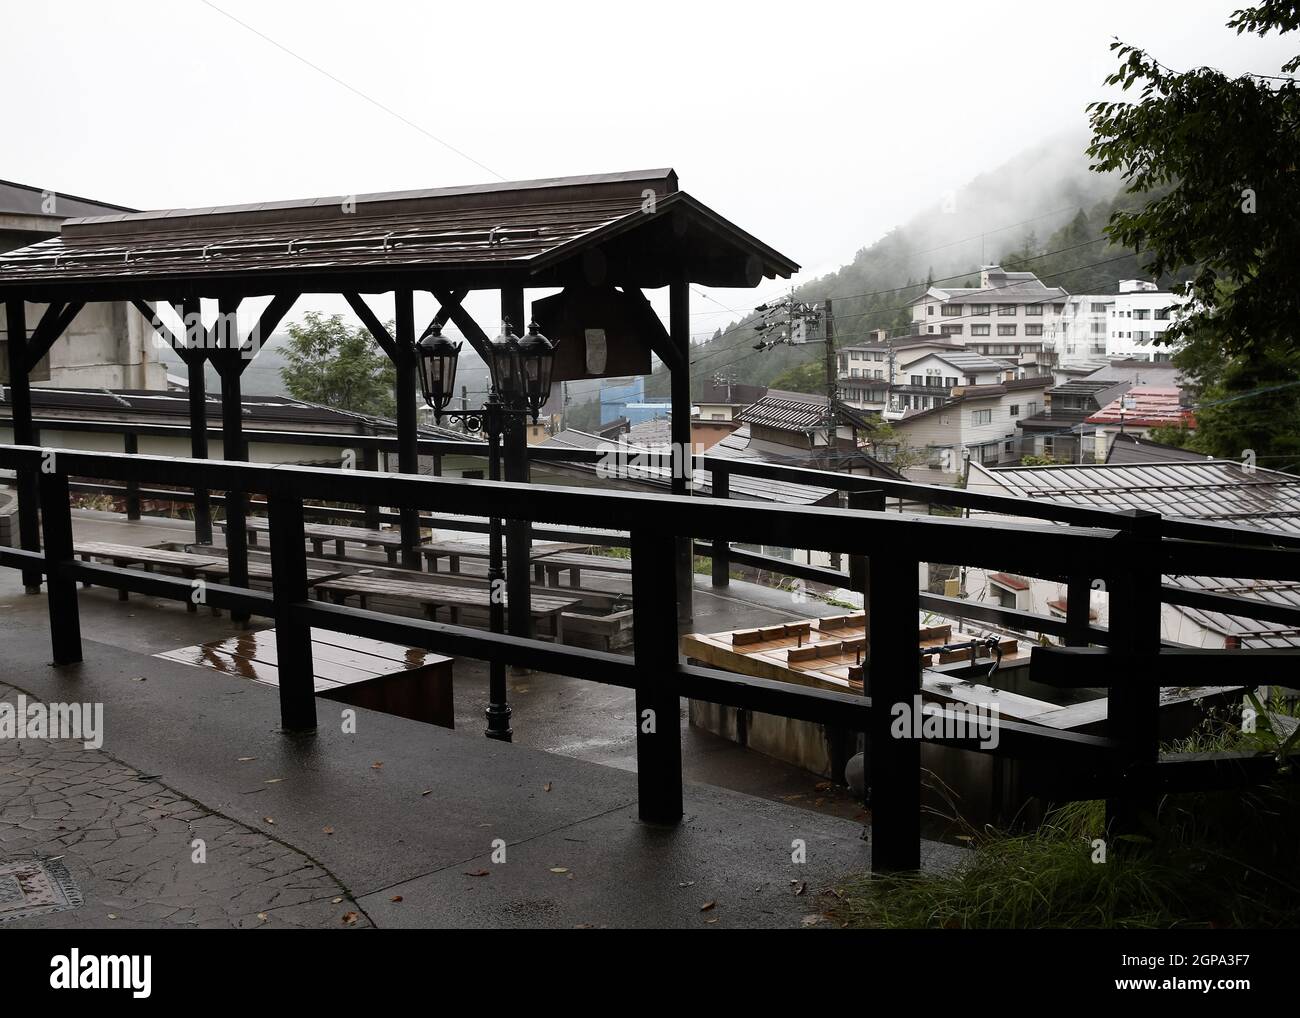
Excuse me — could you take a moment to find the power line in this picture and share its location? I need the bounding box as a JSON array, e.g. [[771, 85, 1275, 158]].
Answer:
[[197, 0, 507, 181]]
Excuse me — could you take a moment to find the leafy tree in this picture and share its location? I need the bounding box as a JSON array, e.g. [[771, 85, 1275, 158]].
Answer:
[[768, 360, 826, 394], [1086, 2, 1300, 461], [280, 312, 396, 418]]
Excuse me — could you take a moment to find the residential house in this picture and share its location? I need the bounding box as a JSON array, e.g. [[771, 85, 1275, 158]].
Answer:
[[735, 389, 884, 473], [887, 375, 1051, 483], [1015, 377, 1132, 463], [1086, 385, 1195, 460], [694, 378, 767, 422]]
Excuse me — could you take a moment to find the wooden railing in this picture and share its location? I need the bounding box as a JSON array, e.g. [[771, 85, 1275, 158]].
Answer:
[[2, 442, 1298, 871]]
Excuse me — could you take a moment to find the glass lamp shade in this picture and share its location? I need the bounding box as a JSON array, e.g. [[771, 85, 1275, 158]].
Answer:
[[517, 320, 557, 419], [488, 320, 523, 400], [415, 325, 461, 412]]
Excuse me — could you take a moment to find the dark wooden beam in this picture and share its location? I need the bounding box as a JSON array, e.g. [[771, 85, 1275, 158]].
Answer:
[[182, 297, 212, 545], [430, 287, 493, 362], [342, 291, 398, 361], [26, 301, 85, 371], [238, 293, 298, 374], [4, 299, 42, 591], [393, 288, 421, 568], [130, 299, 192, 364], [623, 287, 681, 372], [668, 272, 693, 621], [423, 288, 466, 337]]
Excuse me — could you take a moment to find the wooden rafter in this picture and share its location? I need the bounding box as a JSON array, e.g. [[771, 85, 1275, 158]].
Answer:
[[25, 301, 86, 372], [430, 287, 493, 362], [342, 292, 398, 361]]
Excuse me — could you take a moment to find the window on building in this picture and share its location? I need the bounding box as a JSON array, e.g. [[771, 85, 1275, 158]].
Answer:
[[972, 409, 993, 426], [944, 376, 957, 387], [972, 304, 990, 316], [941, 324, 963, 336], [927, 305, 935, 316], [1091, 303, 1108, 313], [997, 304, 1016, 316], [1134, 309, 1150, 320], [1009, 404, 1020, 417], [971, 324, 991, 336], [1155, 308, 1171, 320], [910, 374, 923, 386], [941, 304, 962, 316], [1025, 324, 1043, 336], [1052, 303, 1065, 314], [1025, 304, 1043, 316], [997, 324, 1017, 336]]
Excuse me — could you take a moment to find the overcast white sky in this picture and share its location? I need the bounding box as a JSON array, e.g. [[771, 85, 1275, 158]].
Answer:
[[4, 0, 1294, 340]]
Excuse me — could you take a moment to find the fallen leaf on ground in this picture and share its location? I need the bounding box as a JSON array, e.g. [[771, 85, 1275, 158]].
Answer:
[[257, 912, 269, 921], [678, 880, 695, 888], [543, 782, 552, 792], [464, 869, 490, 877], [700, 900, 717, 912], [390, 896, 403, 903], [331, 897, 343, 904], [262, 817, 275, 825], [322, 826, 334, 835], [341, 911, 359, 925], [793, 882, 807, 896], [264, 778, 283, 784], [420, 789, 433, 796], [371, 761, 383, 769], [549, 867, 569, 874], [237, 757, 256, 762]]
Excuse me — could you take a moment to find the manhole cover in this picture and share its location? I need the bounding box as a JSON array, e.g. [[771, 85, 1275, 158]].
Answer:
[[0, 859, 83, 922]]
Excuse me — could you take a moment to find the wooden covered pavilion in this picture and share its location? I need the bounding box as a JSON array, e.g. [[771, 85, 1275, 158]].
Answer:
[[0, 168, 797, 624]]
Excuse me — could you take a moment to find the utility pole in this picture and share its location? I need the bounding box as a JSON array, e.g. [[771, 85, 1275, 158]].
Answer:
[[822, 297, 837, 471]]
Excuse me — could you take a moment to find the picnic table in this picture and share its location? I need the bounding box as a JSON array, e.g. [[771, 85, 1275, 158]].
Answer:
[[190, 561, 360, 616], [416, 539, 592, 573], [533, 551, 633, 588], [75, 542, 224, 612], [312, 574, 580, 643], [156, 627, 455, 728], [225, 517, 408, 564]]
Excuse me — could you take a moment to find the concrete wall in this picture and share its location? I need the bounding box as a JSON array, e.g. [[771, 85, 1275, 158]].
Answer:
[[0, 302, 167, 390]]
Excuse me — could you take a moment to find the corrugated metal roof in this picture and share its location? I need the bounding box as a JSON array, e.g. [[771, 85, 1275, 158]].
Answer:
[[973, 459, 1300, 647], [1087, 385, 1192, 427]]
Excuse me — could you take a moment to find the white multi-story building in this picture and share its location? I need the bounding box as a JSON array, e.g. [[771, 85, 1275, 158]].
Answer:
[[909, 265, 1066, 369], [1046, 280, 1187, 373]]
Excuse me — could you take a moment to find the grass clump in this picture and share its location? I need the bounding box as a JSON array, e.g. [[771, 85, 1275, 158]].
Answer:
[[830, 700, 1300, 929]]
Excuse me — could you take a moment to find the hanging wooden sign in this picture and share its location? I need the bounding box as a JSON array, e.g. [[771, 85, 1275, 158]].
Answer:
[[531, 285, 658, 382]]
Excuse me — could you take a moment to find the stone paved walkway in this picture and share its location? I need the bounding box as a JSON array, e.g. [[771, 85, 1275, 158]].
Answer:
[[0, 682, 368, 929]]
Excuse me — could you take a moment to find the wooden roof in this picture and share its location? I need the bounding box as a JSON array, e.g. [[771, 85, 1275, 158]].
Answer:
[[0, 168, 798, 299]]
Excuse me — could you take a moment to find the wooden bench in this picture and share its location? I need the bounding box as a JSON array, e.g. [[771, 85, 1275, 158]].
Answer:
[[533, 551, 633, 588], [190, 562, 360, 616], [75, 542, 225, 612], [226, 517, 409, 565], [312, 574, 580, 642], [156, 628, 455, 727], [416, 539, 591, 574]]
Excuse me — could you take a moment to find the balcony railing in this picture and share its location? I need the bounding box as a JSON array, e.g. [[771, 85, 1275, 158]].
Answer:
[[2, 435, 1298, 872]]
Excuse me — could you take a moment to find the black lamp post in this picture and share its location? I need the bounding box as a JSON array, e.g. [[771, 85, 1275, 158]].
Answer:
[[416, 317, 557, 742]]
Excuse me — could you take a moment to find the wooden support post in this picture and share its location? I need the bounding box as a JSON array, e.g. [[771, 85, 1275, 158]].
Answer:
[[710, 463, 730, 588], [668, 274, 694, 622], [502, 286, 532, 644], [631, 526, 683, 823], [362, 445, 380, 530], [183, 298, 212, 546], [867, 548, 921, 872], [1066, 574, 1092, 647], [268, 492, 316, 732], [393, 289, 420, 568], [38, 468, 81, 665], [5, 299, 42, 592], [847, 489, 885, 594], [1105, 511, 1162, 835], [123, 432, 141, 520], [216, 298, 249, 621]]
